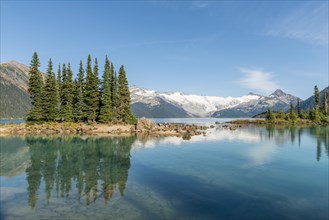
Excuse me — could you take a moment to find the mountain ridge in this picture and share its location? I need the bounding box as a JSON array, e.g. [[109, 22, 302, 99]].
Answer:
[[0, 61, 46, 118], [1, 61, 32, 118], [130, 85, 301, 118]]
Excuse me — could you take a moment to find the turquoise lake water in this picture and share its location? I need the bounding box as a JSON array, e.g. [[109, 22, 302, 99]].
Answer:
[[0, 122, 328, 219]]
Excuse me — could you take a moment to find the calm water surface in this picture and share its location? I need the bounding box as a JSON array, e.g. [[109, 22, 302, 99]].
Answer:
[[152, 117, 259, 125], [0, 119, 25, 125], [0, 122, 328, 219]]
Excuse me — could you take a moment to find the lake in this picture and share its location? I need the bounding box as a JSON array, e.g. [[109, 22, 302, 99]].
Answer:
[[0, 121, 328, 219], [0, 119, 25, 125]]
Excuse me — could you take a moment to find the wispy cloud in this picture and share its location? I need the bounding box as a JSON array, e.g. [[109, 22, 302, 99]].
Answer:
[[266, 2, 328, 45], [192, 1, 212, 9], [237, 68, 280, 94]]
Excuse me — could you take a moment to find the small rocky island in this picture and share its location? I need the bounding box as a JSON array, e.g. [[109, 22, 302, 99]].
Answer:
[[0, 118, 209, 139], [0, 54, 211, 138]]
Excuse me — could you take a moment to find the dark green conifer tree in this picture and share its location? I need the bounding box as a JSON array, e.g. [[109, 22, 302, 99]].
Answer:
[[60, 63, 74, 121], [73, 61, 85, 121], [110, 63, 117, 106], [297, 99, 302, 118], [289, 103, 297, 123], [313, 85, 321, 122], [60, 64, 67, 117], [60, 64, 67, 118], [117, 65, 136, 124], [57, 65, 62, 96], [323, 92, 328, 115], [42, 59, 59, 121], [92, 58, 100, 120], [314, 85, 320, 108], [67, 63, 75, 119], [310, 108, 320, 122], [266, 107, 275, 122], [111, 68, 119, 120], [27, 52, 44, 121], [57, 65, 62, 113], [83, 55, 96, 122], [98, 56, 112, 123]]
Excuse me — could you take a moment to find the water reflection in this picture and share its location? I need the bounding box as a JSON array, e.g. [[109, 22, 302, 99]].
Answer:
[[24, 136, 136, 208], [0, 125, 328, 211], [264, 126, 329, 161], [308, 126, 329, 161], [0, 137, 30, 177], [132, 126, 329, 162]]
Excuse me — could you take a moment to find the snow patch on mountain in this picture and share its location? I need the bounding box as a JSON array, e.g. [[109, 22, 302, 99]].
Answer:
[[130, 86, 261, 117], [160, 92, 260, 117]]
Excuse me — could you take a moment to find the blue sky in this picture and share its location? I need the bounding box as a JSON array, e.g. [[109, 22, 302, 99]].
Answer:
[[1, 1, 328, 99]]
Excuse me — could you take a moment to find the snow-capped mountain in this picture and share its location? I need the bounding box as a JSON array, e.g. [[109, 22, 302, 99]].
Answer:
[[212, 89, 300, 118], [130, 86, 300, 118]]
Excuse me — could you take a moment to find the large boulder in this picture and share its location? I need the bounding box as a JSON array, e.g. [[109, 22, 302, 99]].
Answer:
[[136, 118, 156, 131]]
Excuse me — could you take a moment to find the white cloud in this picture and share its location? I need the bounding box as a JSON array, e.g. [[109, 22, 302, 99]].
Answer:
[[245, 143, 277, 167], [237, 68, 280, 94], [132, 127, 262, 150], [266, 2, 328, 45]]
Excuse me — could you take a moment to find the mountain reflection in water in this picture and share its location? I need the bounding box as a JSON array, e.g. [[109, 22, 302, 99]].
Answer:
[[133, 126, 329, 161]]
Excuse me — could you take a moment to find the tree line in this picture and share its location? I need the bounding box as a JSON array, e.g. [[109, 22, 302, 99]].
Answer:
[[27, 52, 136, 124], [266, 85, 329, 123], [264, 126, 329, 161]]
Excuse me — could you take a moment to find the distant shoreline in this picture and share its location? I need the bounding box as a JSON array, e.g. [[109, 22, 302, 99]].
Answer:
[[228, 119, 329, 126]]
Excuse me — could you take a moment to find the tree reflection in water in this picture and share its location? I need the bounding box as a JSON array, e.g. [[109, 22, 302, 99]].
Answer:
[[25, 136, 136, 208], [265, 126, 329, 161]]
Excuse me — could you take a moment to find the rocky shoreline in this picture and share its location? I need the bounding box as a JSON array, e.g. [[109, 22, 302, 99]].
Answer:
[[0, 118, 209, 138]]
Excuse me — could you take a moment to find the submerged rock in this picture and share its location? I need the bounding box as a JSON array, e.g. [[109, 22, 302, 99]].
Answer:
[[182, 132, 191, 140]]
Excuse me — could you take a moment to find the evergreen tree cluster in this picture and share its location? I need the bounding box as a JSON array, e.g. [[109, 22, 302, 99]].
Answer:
[[266, 85, 329, 124], [27, 52, 136, 124]]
